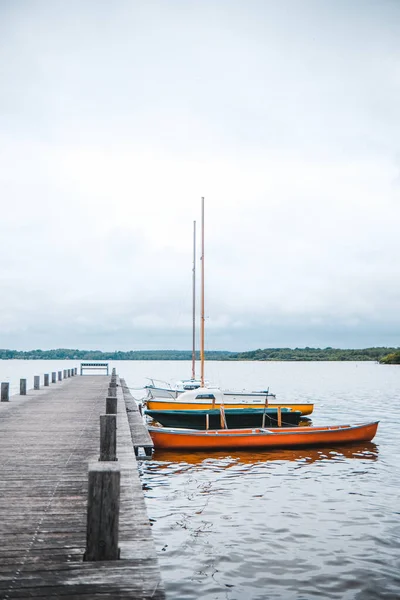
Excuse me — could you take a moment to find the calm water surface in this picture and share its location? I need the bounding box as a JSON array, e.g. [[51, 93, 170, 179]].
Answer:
[[1, 360, 399, 599]]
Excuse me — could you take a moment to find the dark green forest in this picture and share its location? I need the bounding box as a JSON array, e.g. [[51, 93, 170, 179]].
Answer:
[[379, 351, 400, 364], [0, 347, 399, 361]]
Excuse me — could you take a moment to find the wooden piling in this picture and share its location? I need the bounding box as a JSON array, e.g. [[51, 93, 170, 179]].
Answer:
[[108, 386, 117, 397], [34, 375, 40, 390], [85, 462, 120, 561], [1, 382, 10, 402], [100, 415, 117, 461], [44, 373, 49, 386], [52, 372, 57, 384], [63, 369, 67, 379], [20, 378, 27, 395], [106, 396, 118, 415], [58, 371, 62, 381], [68, 369, 71, 378]]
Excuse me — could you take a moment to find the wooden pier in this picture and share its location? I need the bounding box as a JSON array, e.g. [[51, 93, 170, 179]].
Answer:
[[0, 373, 165, 599], [121, 379, 154, 457]]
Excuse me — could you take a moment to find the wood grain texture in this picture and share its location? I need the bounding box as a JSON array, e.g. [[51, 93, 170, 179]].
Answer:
[[85, 463, 120, 561], [1, 382, 9, 402], [20, 379, 27, 396], [0, 375, 165, 599], [120, 380, 154, 456], [99, 415, 117, 461], [106, 397, 117, 415]]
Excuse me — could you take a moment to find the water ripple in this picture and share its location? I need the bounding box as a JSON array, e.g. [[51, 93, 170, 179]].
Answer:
[[138, 362, 400, 599]]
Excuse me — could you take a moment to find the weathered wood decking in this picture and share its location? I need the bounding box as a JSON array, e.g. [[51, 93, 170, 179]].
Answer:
[[120, 379, 154, 457], [0, 375, 165, 599]]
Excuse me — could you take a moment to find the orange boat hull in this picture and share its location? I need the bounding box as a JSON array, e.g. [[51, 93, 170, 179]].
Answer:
[[148, 422, 379, 451]]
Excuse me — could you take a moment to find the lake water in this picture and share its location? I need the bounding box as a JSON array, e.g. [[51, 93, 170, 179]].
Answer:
[[1, 360, 399, 599]]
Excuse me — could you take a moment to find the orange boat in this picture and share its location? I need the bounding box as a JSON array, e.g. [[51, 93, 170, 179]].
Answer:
[[148, 422, 379, 451]]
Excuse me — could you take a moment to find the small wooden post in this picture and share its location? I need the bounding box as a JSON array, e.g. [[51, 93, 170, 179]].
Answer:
[[1, 382, 9, 402], [75, 367, 77, 375], [44, 374, 49, 386], [261, 411, 266, 428], [63, 369, 67, 379], [100, 415, 117, 461], [51, 372, 56, 383], [106, 396, 118, 415], [20, 379, 27, 395], [108, 387, 116, 398], [34, 375, 40, 390], [71, 368, 74, 377], [58, 371, 62, 381], [68, 369, 71, 378], [277, 407, 282, 427], [85, 462, 120, 561], [112, 367, 116, 376]]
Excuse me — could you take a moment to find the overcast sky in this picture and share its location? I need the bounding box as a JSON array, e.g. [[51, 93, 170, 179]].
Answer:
[[0, 0, 399, 351]]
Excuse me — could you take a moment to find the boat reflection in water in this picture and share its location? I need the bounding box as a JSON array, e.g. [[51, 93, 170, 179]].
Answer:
[[151, 441, 379, 466]]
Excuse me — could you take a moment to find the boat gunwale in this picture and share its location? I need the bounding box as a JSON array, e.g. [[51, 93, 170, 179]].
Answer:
[[144, 407, 299, 416], [146, 398, 314, 406]]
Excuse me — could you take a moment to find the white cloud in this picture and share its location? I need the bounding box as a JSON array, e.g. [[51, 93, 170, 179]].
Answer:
[[0, 0, 399, 350]]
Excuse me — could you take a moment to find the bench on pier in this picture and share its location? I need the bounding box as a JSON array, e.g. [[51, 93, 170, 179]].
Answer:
[[80, 362, 109, 375]]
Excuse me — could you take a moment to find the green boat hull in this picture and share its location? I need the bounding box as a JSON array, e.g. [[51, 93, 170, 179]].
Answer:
[[144, 407, 302, 429]]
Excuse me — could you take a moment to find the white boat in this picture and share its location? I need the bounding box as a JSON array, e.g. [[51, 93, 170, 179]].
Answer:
[[144, 198, 289, 411], [145, 380, 275, 402], [144, 378, 206, 399]]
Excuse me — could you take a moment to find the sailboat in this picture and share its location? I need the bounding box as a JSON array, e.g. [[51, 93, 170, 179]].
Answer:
[[145, 197, 314, 416], [147, 198, 379, 450], [144, 218, 276, 403]]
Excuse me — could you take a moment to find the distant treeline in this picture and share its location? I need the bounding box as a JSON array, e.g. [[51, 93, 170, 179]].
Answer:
[[379, 351, 400, 364], [0, 347, 399, 362], [0, 348, 234, 361], [234, 347, 400, 362]]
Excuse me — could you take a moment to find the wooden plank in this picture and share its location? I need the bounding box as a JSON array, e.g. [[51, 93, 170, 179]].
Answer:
[[120, 379, 153, 456], [85, 462, 120, 561], [0, 375, 164, 599]]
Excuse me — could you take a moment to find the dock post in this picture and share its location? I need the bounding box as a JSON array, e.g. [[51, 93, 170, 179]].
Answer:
[[63, 369, 67, 379], [71, 369, 74, 377], [58, 371, 62, 381], [108, 386, 117, 397], [112, 367, 116, 376], [34, 375, 40, 390], [85, 462, 120, 561], [44, 374, 49, 386], [20, 379, 27, 395], [99, 415, 117, 461], [106, 396, 118, 415], [51, 372, 56, 384], [1, 382, 9, 402], [68, 369, 71, 378], [75, 367, 78, 375]]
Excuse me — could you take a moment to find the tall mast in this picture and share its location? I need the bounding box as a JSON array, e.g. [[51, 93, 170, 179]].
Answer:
[[191, 220, 196, 380], [200, 197, 205, 387]]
